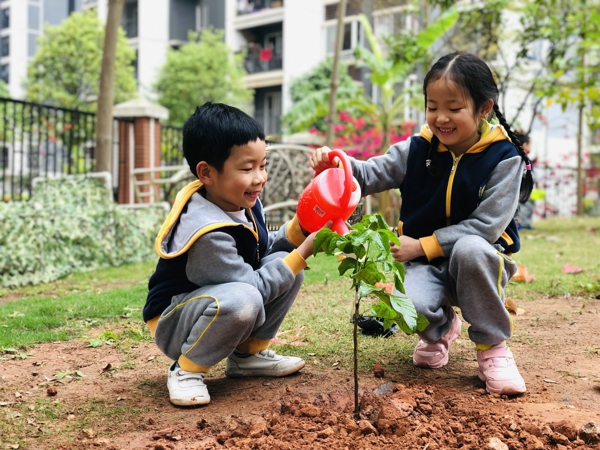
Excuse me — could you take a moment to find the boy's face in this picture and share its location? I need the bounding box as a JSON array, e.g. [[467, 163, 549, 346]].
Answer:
[[202, 139, 268, 212]]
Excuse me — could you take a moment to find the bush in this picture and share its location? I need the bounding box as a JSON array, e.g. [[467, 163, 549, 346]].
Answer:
[[0, 177, 164, 288]]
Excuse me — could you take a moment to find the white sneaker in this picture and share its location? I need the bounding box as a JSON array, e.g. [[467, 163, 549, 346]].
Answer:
[[225, 349, 305, 378], [167, 362, 210, 406]]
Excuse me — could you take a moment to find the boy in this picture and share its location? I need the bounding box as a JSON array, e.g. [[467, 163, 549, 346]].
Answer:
[[144, 102, 323, 406]]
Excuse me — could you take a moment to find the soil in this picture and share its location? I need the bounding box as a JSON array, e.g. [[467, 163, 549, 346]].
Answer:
[[1, 293, 600, 450]]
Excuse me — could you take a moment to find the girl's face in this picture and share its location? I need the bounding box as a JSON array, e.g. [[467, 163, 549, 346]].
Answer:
[[425, 79, 489, 155]]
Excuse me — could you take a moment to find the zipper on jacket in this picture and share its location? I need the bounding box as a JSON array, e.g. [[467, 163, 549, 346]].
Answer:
[[246, 208, 260, 262], [445, 154, 462, 226]]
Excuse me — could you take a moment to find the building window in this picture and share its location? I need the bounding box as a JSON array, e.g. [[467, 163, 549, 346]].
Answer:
[[1, 36, 9, 57], [196, 2, 209, 31], [28, 33, 38, 57], [326, 20, 362, 57], [0, 63, 8, 84], [122, 1, 138, 38], [28, 4, 40, 30], [373, 6, 418, 40], [1, 8, 9, 29]]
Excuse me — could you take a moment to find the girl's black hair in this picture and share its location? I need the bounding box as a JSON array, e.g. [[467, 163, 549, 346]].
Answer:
[[182, 102, 265, 176], [423, 52, 533, 203]]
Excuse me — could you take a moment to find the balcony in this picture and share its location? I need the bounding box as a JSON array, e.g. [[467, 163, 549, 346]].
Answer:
[[235, 0, 284, 30], [237, 0, 283, 16], [244, 44, 282, 74], [242, 43, 283, 89]]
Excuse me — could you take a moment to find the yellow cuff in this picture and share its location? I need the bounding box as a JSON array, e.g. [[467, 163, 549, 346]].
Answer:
[[283, 249, 308, 276], [419, 234, 444, 261], [286, 215, 307, 247], [178, 354, 211, 373], [146, 316, 160, 337], [236, 337, 270, 354], [475, 341, 505, 351]]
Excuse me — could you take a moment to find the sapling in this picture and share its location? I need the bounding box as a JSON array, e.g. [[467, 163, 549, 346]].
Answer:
[[312, 213, 428, 418]]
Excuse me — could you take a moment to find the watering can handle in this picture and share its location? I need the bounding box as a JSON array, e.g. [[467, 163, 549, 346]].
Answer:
[[327, 149, 352, 209]]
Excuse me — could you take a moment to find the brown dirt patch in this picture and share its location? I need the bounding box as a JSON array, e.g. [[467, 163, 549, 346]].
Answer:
[[1, 295, 599, 449]]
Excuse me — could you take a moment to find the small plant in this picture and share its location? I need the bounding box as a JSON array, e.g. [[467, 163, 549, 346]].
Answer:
[[313, 213, 428, 417]]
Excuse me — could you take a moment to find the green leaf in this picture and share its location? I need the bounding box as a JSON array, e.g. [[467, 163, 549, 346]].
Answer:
[[338, 257, 358, 276], [393, 271, 406, 295], [353, 266, 384, 285], [313, 228, 335, 255], [389, 293, 418, 331]]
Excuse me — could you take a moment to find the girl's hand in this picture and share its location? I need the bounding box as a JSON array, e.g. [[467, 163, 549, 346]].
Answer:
[[310, 146, 340, 174], [390, 236, 425, 262]]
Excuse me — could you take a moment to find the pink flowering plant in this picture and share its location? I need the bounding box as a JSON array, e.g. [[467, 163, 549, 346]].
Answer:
[[310, 110, 415, 159]]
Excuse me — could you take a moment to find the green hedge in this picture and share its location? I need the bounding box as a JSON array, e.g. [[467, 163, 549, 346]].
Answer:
[[0, 177, 164, 288]]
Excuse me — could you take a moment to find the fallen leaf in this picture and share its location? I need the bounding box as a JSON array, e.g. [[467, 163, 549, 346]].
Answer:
[[562, 263, 583, 274], [270, 338, 288, 345], [513, 265, 536, 283], [289, 341, 306, 346], [544, 379, 558, 384]]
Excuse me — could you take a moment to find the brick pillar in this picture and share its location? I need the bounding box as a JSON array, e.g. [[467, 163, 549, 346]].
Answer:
[[112, 98, 169, 205]]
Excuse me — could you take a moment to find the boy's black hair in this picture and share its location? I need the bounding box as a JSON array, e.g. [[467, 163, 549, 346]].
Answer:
[[423, 52, 534, 203], [182, 102, 266, 176]]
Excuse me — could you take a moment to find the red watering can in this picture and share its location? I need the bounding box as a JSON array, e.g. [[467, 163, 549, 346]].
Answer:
[[297, 149, 361, 235]]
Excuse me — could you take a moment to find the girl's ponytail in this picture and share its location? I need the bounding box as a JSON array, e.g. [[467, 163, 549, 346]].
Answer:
[[493, 104, 534, 203]]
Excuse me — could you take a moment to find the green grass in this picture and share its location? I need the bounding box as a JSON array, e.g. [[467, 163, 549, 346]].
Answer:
[[1, 216, 598, 360], [505, 217, 600, 300]]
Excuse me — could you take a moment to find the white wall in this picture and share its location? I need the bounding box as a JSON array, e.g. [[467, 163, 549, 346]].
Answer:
[[5, 0, 28, 99], [137, 0, 170, 100], [281, 0, 324, 113]]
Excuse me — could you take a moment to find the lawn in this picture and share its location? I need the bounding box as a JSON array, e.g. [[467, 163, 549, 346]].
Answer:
[[1, 216, 599, 369]]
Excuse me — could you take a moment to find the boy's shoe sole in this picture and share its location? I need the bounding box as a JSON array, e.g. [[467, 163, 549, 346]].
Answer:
[[413, 309, 462, 369], [225, 349, 305, 378], [477, 344, 526, 395]]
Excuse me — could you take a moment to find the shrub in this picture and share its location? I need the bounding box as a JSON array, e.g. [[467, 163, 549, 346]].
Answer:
[[0, 177, 164, 288]]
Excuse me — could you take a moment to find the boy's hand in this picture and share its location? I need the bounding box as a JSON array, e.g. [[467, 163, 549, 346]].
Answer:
[[297, 221, 333, 259], [310, 146, 340, 174]]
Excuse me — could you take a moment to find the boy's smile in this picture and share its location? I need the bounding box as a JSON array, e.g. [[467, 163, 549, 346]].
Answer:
[[202, 139, 268, 212]]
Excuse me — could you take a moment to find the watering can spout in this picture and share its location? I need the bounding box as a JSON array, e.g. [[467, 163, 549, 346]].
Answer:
[[331, 217, 351, 235], [296, 149, 361, 236]]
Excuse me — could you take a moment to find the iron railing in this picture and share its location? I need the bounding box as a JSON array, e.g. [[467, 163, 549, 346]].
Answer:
[[0, 98, 97, 201]]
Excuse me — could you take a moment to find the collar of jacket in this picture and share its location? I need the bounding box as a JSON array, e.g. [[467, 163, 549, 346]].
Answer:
[[419, 120, 509, 154], [154, 180, 257, 259]]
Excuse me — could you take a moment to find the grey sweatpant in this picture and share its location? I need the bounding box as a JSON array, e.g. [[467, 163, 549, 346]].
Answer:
[[153, 252, 304, 368], [403, 235, 518, 345]]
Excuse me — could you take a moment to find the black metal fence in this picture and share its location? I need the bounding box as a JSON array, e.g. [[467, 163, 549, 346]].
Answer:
[[0, 97, 147, 202], [0, 97, 98, 201]]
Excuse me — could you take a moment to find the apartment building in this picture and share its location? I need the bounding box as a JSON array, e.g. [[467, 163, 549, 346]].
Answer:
[[0, 0, 420, 136]]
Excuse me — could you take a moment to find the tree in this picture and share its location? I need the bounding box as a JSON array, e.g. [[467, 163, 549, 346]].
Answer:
[[356, 7, 459, 151], [25, 9, 136, 112], [282, 58, 372, 134], [154, 29, 253, 127], [96, 0, 126, 175]]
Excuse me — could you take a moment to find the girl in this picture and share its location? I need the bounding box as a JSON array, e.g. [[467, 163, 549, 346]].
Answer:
[[310, 52, 533, 395]]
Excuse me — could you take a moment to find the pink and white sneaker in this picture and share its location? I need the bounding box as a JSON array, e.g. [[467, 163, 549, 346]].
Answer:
[[477, 343, 526, 395], [413, 309, 462, 369]]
